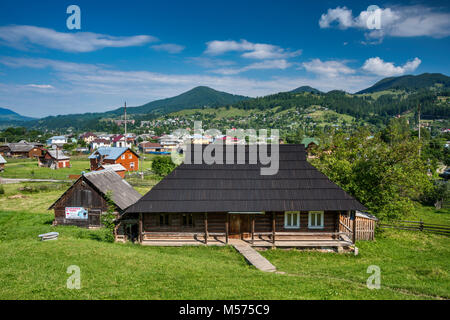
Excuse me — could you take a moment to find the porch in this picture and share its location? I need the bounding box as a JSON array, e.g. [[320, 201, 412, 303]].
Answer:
[[135, 211, 358, 249]]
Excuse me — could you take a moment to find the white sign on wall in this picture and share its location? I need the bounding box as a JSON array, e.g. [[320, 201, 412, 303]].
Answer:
[[65, 207, 88, 220]]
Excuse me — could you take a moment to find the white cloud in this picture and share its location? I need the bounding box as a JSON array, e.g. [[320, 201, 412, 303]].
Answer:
[[25, 84, 54, 89], [0, 56, 379, 117], [319, 5, 450, 41], [204, 39, 301, 59], [212, 59, 291, 75], [302, 59, 355, 77], [319, 7, 354, 29], [0, 25, 157, 52], [151, 43, 185, 53], [362, 57, 421, 76]]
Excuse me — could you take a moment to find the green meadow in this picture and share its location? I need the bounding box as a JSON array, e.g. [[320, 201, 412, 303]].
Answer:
[[0, 185, 448, 300]]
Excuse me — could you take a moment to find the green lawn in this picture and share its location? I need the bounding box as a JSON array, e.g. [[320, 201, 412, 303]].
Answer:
[[0, 158, 90, 180], [0, 184, 448, 299]]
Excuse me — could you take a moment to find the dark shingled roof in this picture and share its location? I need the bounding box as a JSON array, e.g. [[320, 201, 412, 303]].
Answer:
[[126, 144, 366, 213]]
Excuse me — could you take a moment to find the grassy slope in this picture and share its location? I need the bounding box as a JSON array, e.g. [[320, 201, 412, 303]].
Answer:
[[0, 186, 449, 299]]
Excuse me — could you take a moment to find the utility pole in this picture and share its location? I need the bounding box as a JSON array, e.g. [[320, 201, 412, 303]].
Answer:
[[418, 103, 421, 156], [124, 101, 127, 137]]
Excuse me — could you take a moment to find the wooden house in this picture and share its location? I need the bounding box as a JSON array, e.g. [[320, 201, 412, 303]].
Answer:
[[0, 154, 6, 171], [120, 144, 370, 248], [38, 150, 70, 169], [0, 142, 42, 158], [49, 170, 141, 228], [89, 147, 139, 172], [139, 142, 168, 154]]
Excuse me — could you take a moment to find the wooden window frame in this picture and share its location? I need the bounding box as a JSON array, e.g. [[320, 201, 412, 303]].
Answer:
[[159, 213, 170, 226], [182, 213, 194, 228], [284, 211, 300, 229], [308, 211, 324, 229]]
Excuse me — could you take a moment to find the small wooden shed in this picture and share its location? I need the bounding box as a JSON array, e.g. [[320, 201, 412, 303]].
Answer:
[[49, 169, 141, 228]]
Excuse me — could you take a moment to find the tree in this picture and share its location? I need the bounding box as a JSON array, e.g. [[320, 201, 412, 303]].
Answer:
[[311, 126, 433, 220], [151, 156, 177, 176]]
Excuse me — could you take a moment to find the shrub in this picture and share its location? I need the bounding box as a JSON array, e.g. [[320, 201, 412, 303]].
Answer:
[[151, 156, 177, 177]]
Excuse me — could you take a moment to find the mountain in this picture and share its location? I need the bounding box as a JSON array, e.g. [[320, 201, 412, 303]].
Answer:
[[111, 86, 249, 116], [357, 73, 450, 94], [0, 107, 35, 121], [290, 86, 322, 94], [25, 86, 249, 130]]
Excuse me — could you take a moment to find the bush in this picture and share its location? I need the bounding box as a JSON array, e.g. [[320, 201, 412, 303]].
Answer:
[[0, 185, 4, 195], [151, 156, 177, 177]]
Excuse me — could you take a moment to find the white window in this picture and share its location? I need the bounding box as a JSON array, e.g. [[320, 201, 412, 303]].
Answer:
[[284, 211, 300, 229], [129, 154, 132, 159], [308, 211, 324, 229], [130, 162, 135, 169], [121, 154, 125, 159]]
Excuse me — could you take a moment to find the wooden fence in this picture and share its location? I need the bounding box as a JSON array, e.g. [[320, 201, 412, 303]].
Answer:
[[378, 220, 450, 235], [339, 215, 376, 241]]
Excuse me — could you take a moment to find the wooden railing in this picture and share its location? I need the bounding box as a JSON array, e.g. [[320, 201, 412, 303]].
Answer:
[[378, 220, 450, 235]]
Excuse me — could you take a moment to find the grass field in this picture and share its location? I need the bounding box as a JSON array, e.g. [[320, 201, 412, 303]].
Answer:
[[0, 185, 449, 300]]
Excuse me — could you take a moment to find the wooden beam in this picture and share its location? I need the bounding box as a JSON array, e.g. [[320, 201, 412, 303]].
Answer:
[[251, 214, 255, 244], [272, 212, 276, 245], [352, 210, 356, 244], [139, 213, 143, 244], [204, 213, 208, 244], [225, 213, 229, 244]]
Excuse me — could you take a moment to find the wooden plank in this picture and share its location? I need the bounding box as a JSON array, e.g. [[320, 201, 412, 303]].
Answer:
[[204, 212, 208, 244], [139, 212, 143, 244], [225, 213, 229, 244], [352, 211, 356, 244], [251, 214, 255, 244], [272, 212, 276, 244]]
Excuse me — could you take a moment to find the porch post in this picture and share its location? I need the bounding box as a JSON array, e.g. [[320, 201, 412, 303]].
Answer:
[[272, 212, 276, 245], [251, 214, 255, 244], [139, 213, 143, 244], [225, 213, 229, 244], [204, 213, 208, 244], [351, 210, 356, 244]]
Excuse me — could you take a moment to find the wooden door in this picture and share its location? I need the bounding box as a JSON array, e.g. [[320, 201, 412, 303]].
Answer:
[[229, 215, 250, 239], [229, 215, 240, 238]]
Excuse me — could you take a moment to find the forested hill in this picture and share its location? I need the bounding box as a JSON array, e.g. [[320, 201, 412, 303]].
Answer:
[[356, 73, 450, 94], [121, 86, 249, 116], [8, 73, 450, 130], [230, 87, 450, 125], [0, 107, 35, 121]]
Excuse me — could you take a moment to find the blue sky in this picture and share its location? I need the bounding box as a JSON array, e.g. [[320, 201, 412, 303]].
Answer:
[[0, 0, 449, 117]]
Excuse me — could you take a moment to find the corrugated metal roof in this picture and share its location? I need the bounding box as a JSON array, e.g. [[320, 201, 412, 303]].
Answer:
[[125, 144, 367, 213], [88, 147, 128, 160], [83, 170, 142, 210]]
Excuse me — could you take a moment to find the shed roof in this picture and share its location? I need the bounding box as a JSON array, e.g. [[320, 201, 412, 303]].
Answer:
[[49, 169, 142, 211], [6, 143, 37, 153], [125, 144, 366, 213], [47, 150, 70, 160], [99, 163, 126, 171]]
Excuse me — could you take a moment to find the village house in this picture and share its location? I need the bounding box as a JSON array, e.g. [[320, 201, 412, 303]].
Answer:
[[46, 136, 67, 148], [90, 138, 111, 150], [111, 135, 133, 148], [95, 163, 127, 178], [0, 142, 43, 158], [49, 170, 141, 228], [38, 149, 70, 169], [301, 137, 319, 158], [158, 134, 183, 152], [119, 144, 372, 248], [0, 154, 6, 171], [139, 142, 169, 154], [89, 147, 139, 172], [80, 132, 98, 144]]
